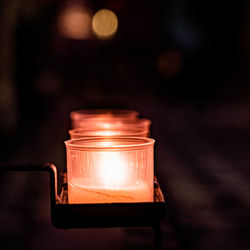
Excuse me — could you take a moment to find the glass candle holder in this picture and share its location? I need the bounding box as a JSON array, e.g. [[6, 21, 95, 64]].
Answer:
[[68, 118, 151, 139], [65, 137, 155, 204], [68, 127, 148, 139], [113, 118, 151, 137], [70, 109, 139, 129], [69, 118, 151, 137]]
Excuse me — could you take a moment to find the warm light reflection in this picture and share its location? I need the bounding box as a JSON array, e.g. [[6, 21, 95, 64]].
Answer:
[[58, 5, 92, 40], [65, 137, 154, 203], [97, 152, 127, 188], [94, 131, 117, 136], [92, 9, 118, 40]]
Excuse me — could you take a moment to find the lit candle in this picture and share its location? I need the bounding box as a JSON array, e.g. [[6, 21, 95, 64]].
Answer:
[[70, 109, 139, 129], [68, 118, 151, 139], [65, 137, 155, 204], [68, 179, 151, 204], [68, 127, 149, 139]]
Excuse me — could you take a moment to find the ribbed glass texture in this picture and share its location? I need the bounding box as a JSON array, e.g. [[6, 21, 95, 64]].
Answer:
[[68, 118, 151, 138], [65, 137, 155, 204]]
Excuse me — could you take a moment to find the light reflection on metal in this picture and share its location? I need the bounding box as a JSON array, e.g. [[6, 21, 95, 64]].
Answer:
[[92, 9, 118, 40]]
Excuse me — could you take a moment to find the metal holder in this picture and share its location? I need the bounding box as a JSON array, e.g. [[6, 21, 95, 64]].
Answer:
[[0, 162, 166, 248]]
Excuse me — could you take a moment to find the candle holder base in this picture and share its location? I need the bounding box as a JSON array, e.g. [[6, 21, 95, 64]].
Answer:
[[0, 162, 165, 229], [53, 176, 165, 229]]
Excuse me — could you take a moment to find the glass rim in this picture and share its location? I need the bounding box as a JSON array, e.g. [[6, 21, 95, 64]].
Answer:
[[71, 118, 152, 129], [70, 109, 139, 120], [65, 137, 155, 151], [68, 126, 149, 137]]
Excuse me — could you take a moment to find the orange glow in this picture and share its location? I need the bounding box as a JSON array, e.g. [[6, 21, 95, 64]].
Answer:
[[68, 127, 149, 139], [68, 178, 151, 203], [70, 109, 139, 129], [92, 9, 118, 40], [97, 151, 127, 187], [58, 5, 92, 40], [65, 137, 154, 203], [93, 130, 117, 136]]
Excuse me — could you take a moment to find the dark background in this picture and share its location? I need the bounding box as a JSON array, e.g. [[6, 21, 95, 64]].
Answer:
[[0, 0, 250, 249]]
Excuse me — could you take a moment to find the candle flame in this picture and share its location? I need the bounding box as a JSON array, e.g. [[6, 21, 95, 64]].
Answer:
[[97, 151, 126, 188]]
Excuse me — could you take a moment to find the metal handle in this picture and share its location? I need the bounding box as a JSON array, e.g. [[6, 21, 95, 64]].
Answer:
[[0, 162, 58, 205]]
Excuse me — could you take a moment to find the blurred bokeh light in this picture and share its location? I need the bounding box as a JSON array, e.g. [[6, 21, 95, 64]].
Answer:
[[58, 4, 92, 40], [92, 9, 118, 40]]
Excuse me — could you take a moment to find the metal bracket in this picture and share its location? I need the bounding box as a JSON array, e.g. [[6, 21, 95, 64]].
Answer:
[[0, 162, 166, 229]]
